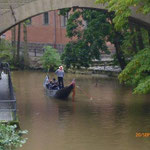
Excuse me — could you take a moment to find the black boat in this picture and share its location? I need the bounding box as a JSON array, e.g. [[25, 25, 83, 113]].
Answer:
[[43, 76, 75, 99]]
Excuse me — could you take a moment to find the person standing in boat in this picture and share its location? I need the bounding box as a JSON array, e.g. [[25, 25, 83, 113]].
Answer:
[[55, 66, 64, 89]]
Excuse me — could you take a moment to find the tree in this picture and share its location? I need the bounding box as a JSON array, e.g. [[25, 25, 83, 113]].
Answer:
[[11, 26, 16, 63], [41, 46, 61, 71], [96, 0, 150, 94], [96, 0, 150, 30], [61, 7, 149, 73], [107, 14, 127, 70], [60, 8, 133, 70], [118, 47, 150, 94], [61, 40, 91, 68], [23, 20, 30, 68], [61, 9, 110, 69], [0, 39, 12, 63], [16, 23, 21, 64]]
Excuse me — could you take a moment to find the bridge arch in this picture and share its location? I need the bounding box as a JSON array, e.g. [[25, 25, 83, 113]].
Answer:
[[0, 0, 150, 35]]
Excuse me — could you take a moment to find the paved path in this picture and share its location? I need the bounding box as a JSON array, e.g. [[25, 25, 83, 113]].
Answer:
[[0, 72, 10, 100], [0, 72, 13, 121]]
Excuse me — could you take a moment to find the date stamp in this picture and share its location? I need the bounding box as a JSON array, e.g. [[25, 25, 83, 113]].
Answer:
[[136, 133, 150, 137]]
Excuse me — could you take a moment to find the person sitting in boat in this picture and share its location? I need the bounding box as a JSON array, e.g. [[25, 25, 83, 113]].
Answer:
[[45, 75, 50, 89], [55, 66, 64, 89], [48, 80, 53, 89], [51, 78, 59, 90]]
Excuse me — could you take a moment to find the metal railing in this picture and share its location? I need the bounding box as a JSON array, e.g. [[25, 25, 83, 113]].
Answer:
[[0, 62, 17, 121]]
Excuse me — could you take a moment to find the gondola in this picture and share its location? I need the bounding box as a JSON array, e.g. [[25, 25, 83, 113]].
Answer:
[[43, 76, 75, 99]]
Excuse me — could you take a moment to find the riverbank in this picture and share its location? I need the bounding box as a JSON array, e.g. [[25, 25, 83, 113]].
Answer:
[[67, 66, 120, 77], [28, 54, 121, 77]]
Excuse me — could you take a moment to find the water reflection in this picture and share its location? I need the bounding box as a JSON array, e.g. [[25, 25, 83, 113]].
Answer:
[[12, 71, 150, 150]]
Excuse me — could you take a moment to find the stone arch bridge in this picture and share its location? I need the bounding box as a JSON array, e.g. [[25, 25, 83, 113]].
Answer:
[[0, 0, 150, 35]]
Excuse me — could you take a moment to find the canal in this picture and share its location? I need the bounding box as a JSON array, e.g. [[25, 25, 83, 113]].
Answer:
[[12, 71, 150, 150]]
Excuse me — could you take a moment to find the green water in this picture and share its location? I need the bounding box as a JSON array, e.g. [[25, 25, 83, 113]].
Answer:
[[12, 71, 150, 150]]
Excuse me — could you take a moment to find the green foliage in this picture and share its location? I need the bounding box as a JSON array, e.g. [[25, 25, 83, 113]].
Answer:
[[95, 0, 150, 30], [0, 123, 27, 150], [121, 32, 135, 54], [59, 8, 71, 16], [121, 27, 149, 57], [141, 28, 150, 46], [0, 39, 13, 62], [62, 9, 110, 68], [66, 11, 82, 38], [133, 76, 150, 94], [61, 41, 91, 68], [41, 46, 61, 71], [118, 47, 150, 94]]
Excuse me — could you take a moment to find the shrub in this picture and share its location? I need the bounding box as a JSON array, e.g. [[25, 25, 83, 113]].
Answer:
[[0, 123, 27, 150], [0, 39, 12, 63], [41, 46, 61, 71]]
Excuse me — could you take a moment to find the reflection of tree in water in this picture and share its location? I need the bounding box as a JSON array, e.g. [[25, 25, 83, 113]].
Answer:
[[113, 88, 150, 135], [127, 95, 150, 130], [113, 89, 129, 124]]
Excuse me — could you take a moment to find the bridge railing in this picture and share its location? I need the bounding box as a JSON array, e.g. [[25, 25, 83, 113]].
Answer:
[[0, 62, 17, 121]]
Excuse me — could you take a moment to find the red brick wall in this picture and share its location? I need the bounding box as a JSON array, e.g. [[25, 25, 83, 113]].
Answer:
[[4, 10, 115, 53], [5, 10, 70, 45]]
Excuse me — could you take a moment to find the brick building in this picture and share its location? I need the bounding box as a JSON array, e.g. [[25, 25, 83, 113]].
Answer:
[[5, 10, 70, 54], [5, 10, 115, 56]]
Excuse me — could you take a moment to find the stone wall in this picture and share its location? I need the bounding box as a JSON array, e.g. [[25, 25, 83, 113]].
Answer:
[[19, 42, 65, 69], [20, 42, 65, 56]]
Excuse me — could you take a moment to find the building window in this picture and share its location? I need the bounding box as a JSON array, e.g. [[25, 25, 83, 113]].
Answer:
[[61, 13, 68, 27], [43, 12, 49, 25]]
